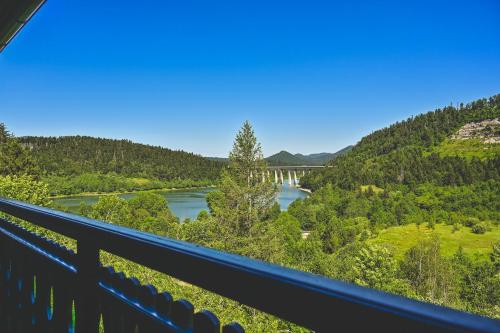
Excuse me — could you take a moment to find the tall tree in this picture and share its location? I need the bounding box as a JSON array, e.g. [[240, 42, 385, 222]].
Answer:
[[208, 121, 277, 237], [0, 123, 38, 177]]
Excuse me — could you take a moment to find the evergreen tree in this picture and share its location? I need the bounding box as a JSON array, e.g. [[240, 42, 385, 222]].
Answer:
[[0, 123, 38, 177], [209, 121, 277, 237]]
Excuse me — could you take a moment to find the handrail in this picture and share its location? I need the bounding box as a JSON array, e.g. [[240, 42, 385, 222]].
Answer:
[[0, 197, 499, 332]]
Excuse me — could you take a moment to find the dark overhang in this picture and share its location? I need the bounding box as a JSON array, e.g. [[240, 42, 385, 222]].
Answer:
[[0, 0, 46, 52]]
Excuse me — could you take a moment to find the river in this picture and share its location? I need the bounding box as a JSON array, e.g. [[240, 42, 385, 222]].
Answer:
[[52, 183, 308, 221]]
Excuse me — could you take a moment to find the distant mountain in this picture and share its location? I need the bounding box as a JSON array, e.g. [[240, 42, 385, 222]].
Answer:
[[266, 146, 353, 166], [265, 151, 309, 166], [295, 146, 353, 165]]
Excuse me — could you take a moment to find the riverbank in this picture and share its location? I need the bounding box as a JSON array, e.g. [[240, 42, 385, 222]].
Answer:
[[52, 184, 308, 221], [49, 185, 217, 199], [297, 186, 312, 194]]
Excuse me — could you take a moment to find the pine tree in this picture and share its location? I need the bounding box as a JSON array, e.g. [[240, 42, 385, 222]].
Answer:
[[208, 121, 277, 238]]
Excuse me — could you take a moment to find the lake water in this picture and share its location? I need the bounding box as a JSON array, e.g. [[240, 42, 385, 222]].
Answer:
[[53, 183, 308, 221]]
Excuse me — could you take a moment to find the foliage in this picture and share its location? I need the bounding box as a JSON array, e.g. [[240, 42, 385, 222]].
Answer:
[[433, 138, 500, 160], [400, 237, 458, 305], [352, 245, 398, 289], [350, 245, 416, 297], [209, 122, 278, 237], [471, 222, 488, 234], [0, 175, 51, 206], [44, 173, 214, 196], [302, 95, 500, 190], [18, 135, 223, 188], [0, 123, 38, 177]]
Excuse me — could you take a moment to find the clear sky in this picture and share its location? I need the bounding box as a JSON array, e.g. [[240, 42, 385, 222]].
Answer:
[[1, 0, 499, 157]]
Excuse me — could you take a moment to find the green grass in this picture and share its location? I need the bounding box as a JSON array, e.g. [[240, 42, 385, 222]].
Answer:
[[360, 185, 384, 193], [369, 223, 500, 260], [431, 138, 500, 160]]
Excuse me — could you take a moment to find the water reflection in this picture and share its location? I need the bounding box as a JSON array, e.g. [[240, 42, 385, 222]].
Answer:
[[53, 184, 308, 221]]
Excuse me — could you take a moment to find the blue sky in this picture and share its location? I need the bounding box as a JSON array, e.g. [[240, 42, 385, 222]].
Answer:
[[1, 0, 499, 157]]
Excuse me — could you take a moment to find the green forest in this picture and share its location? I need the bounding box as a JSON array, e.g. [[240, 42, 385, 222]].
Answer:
[[0, 95, 499, 331], [301, 95, 500, 190], [16, 135, 223, 195], [265, 146, 352, 166]]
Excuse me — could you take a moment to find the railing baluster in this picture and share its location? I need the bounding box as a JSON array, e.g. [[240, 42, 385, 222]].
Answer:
[[75, 241, 100, 333], [101, 266, 118, 333], [194, 310, 220, 333], [0, 238, 6, 331], [222, 322, 245, 333], [33, 270, 51, 333], [6, 244, 17, 333], [123, 277, 140, 333], [17, 251, 35, 333], [171, 299, 194, 330], [52, 276, 73, 333], [156, 291, 172, 320], [137, 284, 157, 333]]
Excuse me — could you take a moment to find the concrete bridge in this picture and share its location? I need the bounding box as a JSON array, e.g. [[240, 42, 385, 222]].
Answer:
[[264, 165, 324, 186]]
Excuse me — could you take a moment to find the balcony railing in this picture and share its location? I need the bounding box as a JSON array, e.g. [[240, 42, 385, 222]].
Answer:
[[0, 197, 498, 333]]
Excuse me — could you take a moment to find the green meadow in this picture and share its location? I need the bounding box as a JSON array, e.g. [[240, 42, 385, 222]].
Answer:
[[370, 223, 500, 260]]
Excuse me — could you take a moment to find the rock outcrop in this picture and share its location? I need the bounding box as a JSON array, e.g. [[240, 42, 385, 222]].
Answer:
[[452, 118, 500, 144]]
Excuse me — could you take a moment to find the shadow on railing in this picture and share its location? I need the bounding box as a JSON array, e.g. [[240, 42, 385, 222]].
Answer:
[[0, 197, 498, 332]]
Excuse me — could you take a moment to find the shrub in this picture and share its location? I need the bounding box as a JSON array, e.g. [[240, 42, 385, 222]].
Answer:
[[471, 222, 488, 234], [463, 217, 480, 227]]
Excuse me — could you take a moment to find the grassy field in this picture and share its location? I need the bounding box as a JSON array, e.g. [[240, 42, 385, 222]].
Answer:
[[431, 138, 500, 160], [360, 185, 384, 193], [369, 223, 500, 260]]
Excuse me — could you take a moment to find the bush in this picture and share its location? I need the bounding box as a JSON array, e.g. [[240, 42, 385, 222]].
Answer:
[[464, 217, 480, 228], [471, 222, 488, 234], [0, 175, 51, 206]]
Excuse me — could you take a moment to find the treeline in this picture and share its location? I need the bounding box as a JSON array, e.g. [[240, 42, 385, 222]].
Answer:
[[288, 182, 499, 247], [45, 173, 214, 196], [19, 135, 223, 181], [302, 95, 500, 190]]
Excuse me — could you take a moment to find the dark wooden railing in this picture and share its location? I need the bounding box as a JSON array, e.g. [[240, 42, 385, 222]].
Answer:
[[0, 197, 498, 333]]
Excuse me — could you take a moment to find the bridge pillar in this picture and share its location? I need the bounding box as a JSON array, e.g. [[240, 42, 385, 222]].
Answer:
[[302, 170, 305, 176], [274, 170, 278, 183], [294, 170, 298, 185], [279, 169, 284, 184], [288, 170, 292, 186]]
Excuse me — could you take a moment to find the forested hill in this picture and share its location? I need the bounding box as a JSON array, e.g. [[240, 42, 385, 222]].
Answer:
[[266, 146, 353, 166], [265, 151, 309, 166], [295, 146, 353, 165], [301, 94, 500, 190], [18, 136, 223, 181]]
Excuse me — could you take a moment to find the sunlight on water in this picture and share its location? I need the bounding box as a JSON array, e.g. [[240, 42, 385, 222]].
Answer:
[[53, 184, 308, 221]]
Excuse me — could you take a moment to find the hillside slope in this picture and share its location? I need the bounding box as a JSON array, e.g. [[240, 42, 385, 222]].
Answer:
[[266, 146, 353, 166], [19, 136, 223, 181], [301, 95, 500, 190], [265, 151, 310, 166], [295, 146, 353, 165]]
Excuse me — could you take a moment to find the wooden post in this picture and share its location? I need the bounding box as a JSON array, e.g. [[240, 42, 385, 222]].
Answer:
[[75, 241, 100, 333]]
